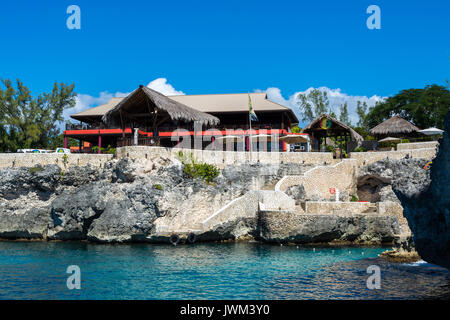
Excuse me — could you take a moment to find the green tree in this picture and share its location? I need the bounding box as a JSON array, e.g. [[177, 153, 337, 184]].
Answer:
[[356, 100, 369, 129], [339, 102, 350, 125], [296, 89, 330, 122], [365, 84, 450, 130], [290, 125, 302, 133], [0, 79, 76, 152]]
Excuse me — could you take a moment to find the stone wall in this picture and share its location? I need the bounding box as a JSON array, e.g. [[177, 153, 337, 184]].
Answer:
[[1, 145, 435, 171], [396, 141, 439, 151], [200, 191, 260, 231], [0, 153, 113, 169], [259, 211, 400, 244], [377, 201, 408, 226], [199, 190, 295, 232], [275, 159, 358, 201], [304, 201, 375, 215], [116, 146, 334, 167], [258, 191, 296, 211], [349, 148, 436, 166]]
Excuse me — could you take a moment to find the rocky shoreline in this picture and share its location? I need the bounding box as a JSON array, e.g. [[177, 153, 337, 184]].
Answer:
[[0, 156, 403, 245], [0, 157, 313, 243], [1, 114, 448, 271]]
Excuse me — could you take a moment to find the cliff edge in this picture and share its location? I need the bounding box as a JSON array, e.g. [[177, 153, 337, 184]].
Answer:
[[393, 112, 450, 269]]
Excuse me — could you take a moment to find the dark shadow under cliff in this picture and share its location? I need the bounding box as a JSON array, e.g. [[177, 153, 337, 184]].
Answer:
[[394, 112, 450, 269]]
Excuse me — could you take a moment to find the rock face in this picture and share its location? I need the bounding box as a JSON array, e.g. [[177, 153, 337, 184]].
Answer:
[[0, 155, 316, 243], [357, 157, 431, 202], [393, 113, 450, 269], [1, 140, 439, 247]]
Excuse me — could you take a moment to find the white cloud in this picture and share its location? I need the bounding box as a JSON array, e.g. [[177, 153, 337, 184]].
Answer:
[[63, 90, 129, 123], [147, 78, 184, 96], [257, 86, 386, 127]]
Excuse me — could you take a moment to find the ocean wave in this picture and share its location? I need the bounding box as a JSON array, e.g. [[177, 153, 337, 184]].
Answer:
[[403, 260, 429, 267]]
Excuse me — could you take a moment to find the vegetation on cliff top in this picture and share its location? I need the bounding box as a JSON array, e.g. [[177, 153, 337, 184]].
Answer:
[[0, 79, 77, 152], [297, 84, 449, 140], [177, 151, 220, 183]]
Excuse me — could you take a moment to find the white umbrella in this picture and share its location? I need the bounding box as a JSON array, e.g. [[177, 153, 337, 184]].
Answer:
[[252, 134, 275, 141], [214, 135, 245, 142], [418, 127, 444, 135], [378, 137, 402, 143]]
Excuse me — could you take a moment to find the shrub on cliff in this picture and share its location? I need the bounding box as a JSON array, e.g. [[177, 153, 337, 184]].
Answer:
[[184, 162, 220, 183], [177, 151, 220, 183], [29, 166, 44, 175]]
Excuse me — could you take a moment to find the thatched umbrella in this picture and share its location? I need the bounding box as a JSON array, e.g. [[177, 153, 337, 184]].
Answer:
[[369, 115, 419, 137], [302, 114, 362, 155], [102, 85, 220, 129], [302, 114, 363, 142], [279, 134, 309, 144]]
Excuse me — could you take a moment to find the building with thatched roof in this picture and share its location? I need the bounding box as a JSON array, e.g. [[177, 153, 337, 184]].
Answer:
[[302, 114, 363, 155], [369, 115, 420, 138], [103, 85, 220, 129], [64, 85, 299, 152]]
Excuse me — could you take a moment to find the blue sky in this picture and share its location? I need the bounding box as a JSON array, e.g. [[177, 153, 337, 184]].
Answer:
[[0, 0, 449, 125]]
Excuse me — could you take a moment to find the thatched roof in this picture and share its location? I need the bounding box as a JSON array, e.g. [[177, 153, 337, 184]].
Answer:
[[74, 92, 298, 123], [170, 93, 299, 124], [369, 115, 419, 136], [72, 97, 123, 119], [102, 86, 220, 126], [302, 114, 363, 142]]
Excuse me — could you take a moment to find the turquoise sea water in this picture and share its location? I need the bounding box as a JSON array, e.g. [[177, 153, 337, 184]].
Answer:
[[0, 242, 449, 300]]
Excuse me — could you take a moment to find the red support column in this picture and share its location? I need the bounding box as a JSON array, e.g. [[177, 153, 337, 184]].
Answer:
[[98, 135, 102, 154], [64, 136, 68, 149]]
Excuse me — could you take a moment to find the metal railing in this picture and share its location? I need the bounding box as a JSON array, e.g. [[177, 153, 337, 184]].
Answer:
[[65, 123, 282, 132], [117, 137, 157, 147], [65, 123, 109, 130]]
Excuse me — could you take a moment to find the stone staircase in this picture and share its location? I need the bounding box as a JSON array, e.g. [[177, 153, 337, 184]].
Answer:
[[151, 160, 371, 238]]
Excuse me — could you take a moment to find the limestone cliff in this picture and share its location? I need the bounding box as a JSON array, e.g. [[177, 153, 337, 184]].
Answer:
[[0, 156, 312, 243], [393, 112, 450, 269]]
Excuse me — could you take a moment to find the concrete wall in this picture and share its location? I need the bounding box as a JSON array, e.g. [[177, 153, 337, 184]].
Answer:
[[275, 159, 358, 201], [396, 141, 439, 151], [200, 191, 260, 231], [258, 191, 296, 211], [259, 210, 400, 244], [377, 201, 407, 225], [0, 153, 113, 169], [349, 148, 436, 166], [200, 190, 295, 231], [116, 146, 335, 167], [304, 201, 375, 215], [0, 144, 436, 171]]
